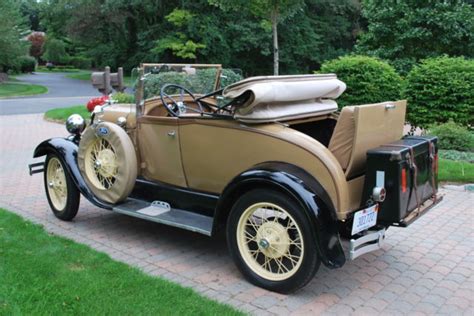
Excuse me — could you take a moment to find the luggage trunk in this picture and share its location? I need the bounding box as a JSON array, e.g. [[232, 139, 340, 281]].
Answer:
[[362, 136, 438, 226]]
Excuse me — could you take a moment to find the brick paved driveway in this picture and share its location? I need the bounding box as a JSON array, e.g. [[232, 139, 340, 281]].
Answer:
[[1, 114, 473, 315]]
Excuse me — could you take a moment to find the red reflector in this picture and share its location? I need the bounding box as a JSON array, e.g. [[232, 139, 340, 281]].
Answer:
[[401, 168, 407, 193]]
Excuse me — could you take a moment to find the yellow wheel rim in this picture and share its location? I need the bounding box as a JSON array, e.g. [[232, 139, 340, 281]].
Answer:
[[46, 157, 68, 210], [236, 202, 304, 281], [84, 137, 118, 190]]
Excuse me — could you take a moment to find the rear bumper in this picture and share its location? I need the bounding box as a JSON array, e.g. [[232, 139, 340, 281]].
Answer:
[[348, 228, 385, 260], [345, 193, 443, 260]]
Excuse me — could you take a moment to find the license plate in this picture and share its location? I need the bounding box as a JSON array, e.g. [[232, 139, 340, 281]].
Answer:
[[351, 204, 378, 235]]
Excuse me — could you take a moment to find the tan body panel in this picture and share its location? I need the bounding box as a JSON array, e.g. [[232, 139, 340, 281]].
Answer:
[[138, 117, 187, 187], [177, 119, 350, 218], [100, 103, 136, 129]]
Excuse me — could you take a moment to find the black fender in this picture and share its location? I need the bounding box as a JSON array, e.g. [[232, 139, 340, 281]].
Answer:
[[214, 162, 346, 269], [33, 137, 113, 210]]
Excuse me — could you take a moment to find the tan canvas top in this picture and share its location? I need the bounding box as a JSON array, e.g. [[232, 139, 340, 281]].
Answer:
[[223, 74, 346, 123]]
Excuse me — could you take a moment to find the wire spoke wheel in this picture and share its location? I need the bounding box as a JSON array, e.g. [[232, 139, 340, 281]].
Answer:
[[85, 138, 118, 190], [236, 202, 305, 281], [46, 157, 68, 210]]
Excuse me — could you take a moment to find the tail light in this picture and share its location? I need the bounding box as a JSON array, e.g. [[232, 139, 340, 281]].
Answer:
[[401, 168, 407, 193], [434, 153, 438, 174]]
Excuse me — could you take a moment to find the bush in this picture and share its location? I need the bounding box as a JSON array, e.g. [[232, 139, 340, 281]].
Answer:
[[404, 56, 474, 128], [142, 68, 243, 99], [43, 38, 67, 64], [18, 56, 36, 73], [439, 150, 474, 163], [426, 120, 474, 152], [112, 92, 134, 104], [68, 56, 92, 70], [319, 55, 403, 108]]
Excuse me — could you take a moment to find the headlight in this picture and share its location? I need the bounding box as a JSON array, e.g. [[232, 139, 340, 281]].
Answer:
[[66, 114, 86, 135]]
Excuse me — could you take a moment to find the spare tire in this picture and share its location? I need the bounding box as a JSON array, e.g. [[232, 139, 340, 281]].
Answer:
[[78, 122, 137, 204]]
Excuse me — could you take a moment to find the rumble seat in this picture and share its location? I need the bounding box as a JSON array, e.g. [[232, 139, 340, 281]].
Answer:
[[328, 100, 407, 179]]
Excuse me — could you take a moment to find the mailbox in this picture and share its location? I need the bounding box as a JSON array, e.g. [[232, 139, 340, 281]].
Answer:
[[90, 66, 126, 95]]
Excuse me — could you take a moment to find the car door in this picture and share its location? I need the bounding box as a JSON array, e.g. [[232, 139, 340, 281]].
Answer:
[[137, 116, 187, 187]]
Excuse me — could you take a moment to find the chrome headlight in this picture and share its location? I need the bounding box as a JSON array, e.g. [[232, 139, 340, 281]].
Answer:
[[66, 114, 86, 135]]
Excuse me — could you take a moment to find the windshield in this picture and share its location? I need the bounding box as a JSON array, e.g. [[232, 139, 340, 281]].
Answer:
[[140, 63, 243, 100]]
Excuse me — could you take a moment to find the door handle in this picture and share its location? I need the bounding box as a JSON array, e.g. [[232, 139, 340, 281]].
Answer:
[[167, 130, 176, 137]]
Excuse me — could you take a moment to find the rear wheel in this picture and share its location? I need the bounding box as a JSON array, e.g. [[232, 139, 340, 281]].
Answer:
[[227, 189, 320, 293], [44, 154, 80, 221]]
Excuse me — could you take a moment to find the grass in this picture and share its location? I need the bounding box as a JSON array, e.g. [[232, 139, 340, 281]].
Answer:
[[44, 105, 90, 123], [0, 82, 48, 98], [36, 66, 82, 73], [439, 158, 474, 183], [66, 71, 92, 81], [0, 208, 242, 315]]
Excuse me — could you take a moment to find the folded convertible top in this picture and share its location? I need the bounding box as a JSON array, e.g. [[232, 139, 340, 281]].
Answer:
[[223, 74, 346, 123]]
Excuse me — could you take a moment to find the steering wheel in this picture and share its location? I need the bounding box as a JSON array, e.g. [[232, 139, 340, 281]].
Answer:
[[160, 84, 204, 117]]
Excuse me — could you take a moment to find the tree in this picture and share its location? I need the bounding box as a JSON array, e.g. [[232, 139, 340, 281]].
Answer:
[[0, 0, 28, 72], [210, 0, 304, 75], [279, 0, 361, 73], [43, 38, 67, 63], [27, 32, 46, 60], [152, 9, 206, 60], [356, 0, 474, 73]]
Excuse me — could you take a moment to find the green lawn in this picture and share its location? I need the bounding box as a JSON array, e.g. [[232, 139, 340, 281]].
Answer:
[[0, 82, 48, 98], [439, 158, 474, 183], [36, 66, 82, 73], [44, 105, 90, 123], [66, 71, 92, 81], [0, 208, 242, 315]]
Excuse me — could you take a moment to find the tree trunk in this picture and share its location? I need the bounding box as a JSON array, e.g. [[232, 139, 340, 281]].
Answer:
[[271, 8, 279, 76]]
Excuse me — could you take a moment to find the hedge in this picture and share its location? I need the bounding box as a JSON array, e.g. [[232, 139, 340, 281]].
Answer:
[[404, 56, 474, 128], [426, 120, 474, 152], [320, 55, 403, 108], [18, 56, 36, 73]]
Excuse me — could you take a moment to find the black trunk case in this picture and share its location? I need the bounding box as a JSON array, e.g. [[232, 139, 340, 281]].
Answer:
[[361, 136, 438, 226]]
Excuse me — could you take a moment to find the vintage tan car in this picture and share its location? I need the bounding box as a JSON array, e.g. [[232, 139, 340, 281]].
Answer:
[[30, 63, 441, 293]]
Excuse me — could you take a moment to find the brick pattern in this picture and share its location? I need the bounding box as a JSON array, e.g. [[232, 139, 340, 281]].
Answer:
[[1, 114, 473, 315]]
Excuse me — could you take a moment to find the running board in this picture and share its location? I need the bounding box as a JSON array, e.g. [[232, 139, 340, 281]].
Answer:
[[112, 198, 213, 236]]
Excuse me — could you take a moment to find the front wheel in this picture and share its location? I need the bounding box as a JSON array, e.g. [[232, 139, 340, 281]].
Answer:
[[44, 154, 80, 221], [227, 189, 320, 293]]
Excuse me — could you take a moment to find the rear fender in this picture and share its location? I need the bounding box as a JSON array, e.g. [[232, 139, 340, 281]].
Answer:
[[214, 162, 346, 269], [33, 138, 112, 210]]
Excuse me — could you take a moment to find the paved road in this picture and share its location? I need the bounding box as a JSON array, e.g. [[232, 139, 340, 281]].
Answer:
[[0, 72, 100, 115], [0, 114, 473, 315]]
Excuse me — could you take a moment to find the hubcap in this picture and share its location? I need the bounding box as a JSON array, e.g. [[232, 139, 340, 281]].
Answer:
[[236, 202, 304, 281], [46, 157, 67, 210]]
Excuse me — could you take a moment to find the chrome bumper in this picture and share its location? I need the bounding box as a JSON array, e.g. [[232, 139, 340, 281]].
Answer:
[[349, 228, 385, 260]]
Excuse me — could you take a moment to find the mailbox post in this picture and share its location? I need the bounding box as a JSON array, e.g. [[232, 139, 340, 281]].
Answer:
[[91, 66, 125, 95]]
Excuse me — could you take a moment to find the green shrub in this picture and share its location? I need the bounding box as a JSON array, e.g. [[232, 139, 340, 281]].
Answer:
[[68, 56, 92, 69], [18, 56, 36, 73], [319, 55, 403, 108], [43, 38, 67, 64], [404, 56, 474, 128], [112, 92, 134, 104], [142, 68, 243, 99], [426, 120, 474, 152], [439, 150, 474, 163]]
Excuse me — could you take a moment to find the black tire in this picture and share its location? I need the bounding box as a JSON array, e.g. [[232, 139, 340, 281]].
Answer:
[[44, 154, 80, 221], [227, 189, 320, 293]]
